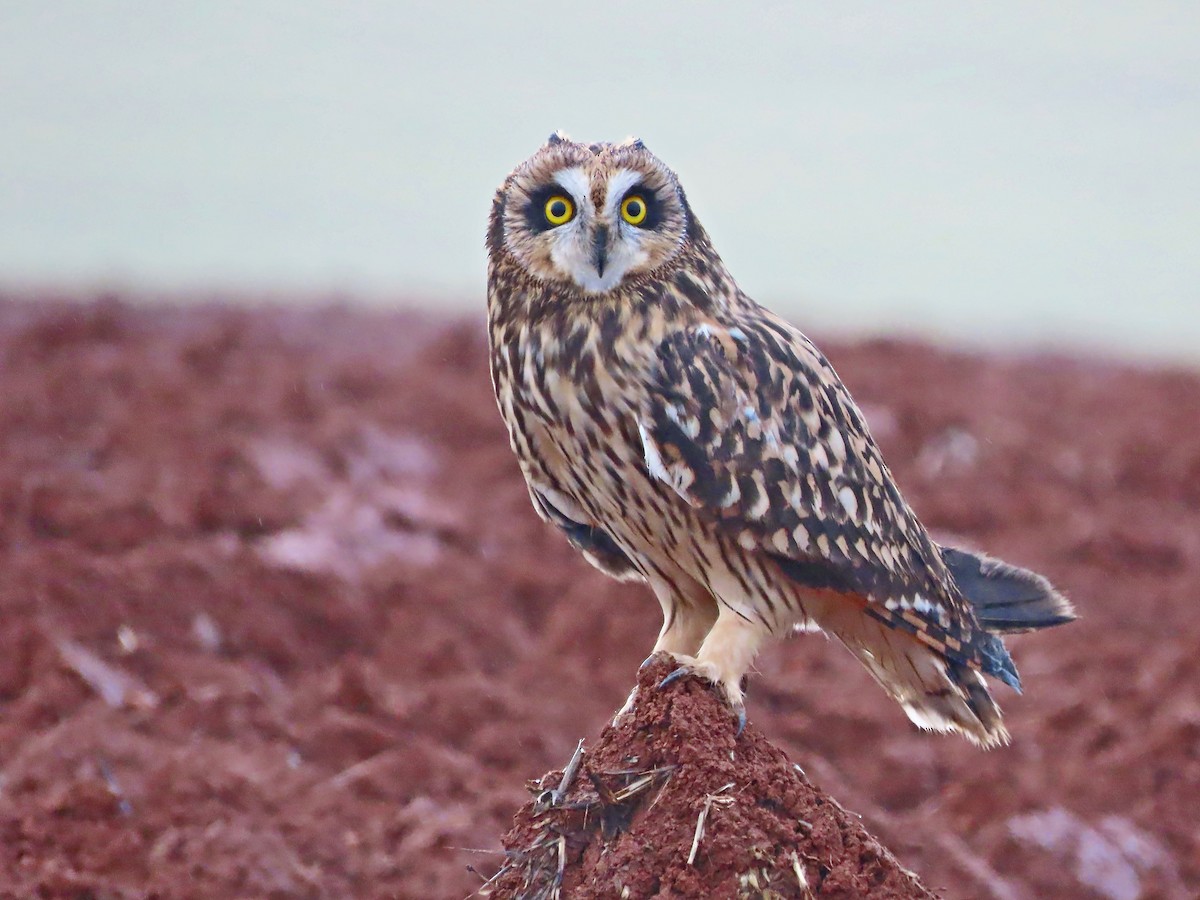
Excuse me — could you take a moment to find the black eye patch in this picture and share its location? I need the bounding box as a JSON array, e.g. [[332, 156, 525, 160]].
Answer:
[[620, 185, 662, 230], [525, 184, 574, 232]]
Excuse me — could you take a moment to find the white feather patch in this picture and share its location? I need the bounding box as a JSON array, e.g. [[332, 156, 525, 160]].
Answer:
[[747, 483, 770, 519], [720, 479, 742, 508], [837, 485, 858, 519], [603, 169, 645, 216], [638, 422, 671, 485], [792, 524, 811, 552], [552, 167, 590, 205]]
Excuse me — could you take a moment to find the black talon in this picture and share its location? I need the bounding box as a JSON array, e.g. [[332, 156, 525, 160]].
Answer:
[[658, 667, 690, 690], [639, 652, 660, 670], [735, 708, 747, 736]]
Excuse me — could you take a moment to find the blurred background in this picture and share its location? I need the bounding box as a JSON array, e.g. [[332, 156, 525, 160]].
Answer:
[[3, 6, 1200, 897], [1, 1, 1198, 361]]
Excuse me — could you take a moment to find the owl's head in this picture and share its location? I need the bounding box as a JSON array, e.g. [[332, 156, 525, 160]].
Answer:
[[489, 133, 695, 295]]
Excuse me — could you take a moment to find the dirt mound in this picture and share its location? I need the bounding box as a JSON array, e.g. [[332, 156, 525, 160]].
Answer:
[[490, 658, 932, 899], [0, 296, 1196, 898]]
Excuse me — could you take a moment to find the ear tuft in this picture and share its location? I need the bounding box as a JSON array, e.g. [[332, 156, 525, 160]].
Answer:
[[547, 130, 570, 146]]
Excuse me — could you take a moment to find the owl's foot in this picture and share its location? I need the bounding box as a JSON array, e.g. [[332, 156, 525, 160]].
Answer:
[[657, 653, 747, 735], [617, 652, 684, 727]]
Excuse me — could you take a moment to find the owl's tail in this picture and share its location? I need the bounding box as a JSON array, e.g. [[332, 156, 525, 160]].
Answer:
[[827, 608, 1011, 747], [802, 547, 1075, 748], [940, 546, 1077, 634]]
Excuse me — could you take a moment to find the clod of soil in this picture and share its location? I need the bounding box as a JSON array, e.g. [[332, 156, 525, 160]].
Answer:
[[489, 659, 933, 899]]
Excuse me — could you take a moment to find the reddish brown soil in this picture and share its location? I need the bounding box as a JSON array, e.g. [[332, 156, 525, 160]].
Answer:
[[0, 296, 1196, 898], [491, 658, 932, 899]]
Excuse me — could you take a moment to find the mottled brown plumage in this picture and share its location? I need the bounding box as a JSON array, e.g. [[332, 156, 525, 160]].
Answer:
[[487, 133, 1075, 746]]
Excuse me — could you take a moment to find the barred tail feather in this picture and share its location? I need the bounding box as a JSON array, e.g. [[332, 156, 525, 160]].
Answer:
[[943, 659, 1008, 747], [892, 653, 1009, 749], [824, 604, 1010, 748], [940, 545, 1077, 634]]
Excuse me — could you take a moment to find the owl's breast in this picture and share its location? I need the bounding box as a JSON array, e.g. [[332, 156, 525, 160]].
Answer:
[[496, 322, 628, 457], [492, 313, 668, 520]]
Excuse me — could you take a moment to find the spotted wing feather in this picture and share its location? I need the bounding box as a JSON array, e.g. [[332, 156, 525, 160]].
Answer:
[[639, 316, 1018, 688]]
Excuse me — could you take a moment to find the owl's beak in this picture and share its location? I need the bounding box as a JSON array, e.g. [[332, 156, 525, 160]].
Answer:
[[591, 225, 609, 277]]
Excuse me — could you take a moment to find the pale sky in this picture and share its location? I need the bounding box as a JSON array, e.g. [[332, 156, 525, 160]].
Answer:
[[2, 2, 1198, 361]]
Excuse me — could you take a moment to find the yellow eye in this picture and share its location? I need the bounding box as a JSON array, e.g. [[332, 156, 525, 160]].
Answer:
[[621, 194, 648, 225], [544, 194, 574, 226]]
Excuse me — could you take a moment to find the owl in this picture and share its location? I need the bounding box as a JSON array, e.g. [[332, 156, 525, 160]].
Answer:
[[486, 133, 1075, 746]]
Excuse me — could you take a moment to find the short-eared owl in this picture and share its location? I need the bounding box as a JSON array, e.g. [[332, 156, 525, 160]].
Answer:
[[486, 133, 1074, 746]]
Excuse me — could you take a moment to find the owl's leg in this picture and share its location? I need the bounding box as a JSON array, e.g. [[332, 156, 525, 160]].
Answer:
[[659, 606, 770, 733], [638, 572, 718, 662], [649, 591, 719, 658], [615, 577, 716, 726]]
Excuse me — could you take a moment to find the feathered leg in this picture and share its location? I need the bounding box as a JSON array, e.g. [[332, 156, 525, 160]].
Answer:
[[658, 605, 771, 733]]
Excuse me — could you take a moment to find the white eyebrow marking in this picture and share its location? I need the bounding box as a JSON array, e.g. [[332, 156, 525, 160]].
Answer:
[[604, 168, 645, 216], [552, 167, 591, 206]]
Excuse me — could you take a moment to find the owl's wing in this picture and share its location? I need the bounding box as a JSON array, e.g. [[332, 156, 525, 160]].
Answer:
[[637, 316, 1019, 688], [528, 483, 643, 582]]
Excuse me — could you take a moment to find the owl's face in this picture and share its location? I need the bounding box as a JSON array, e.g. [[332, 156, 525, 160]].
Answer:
[[491, 134, 692, 295]]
